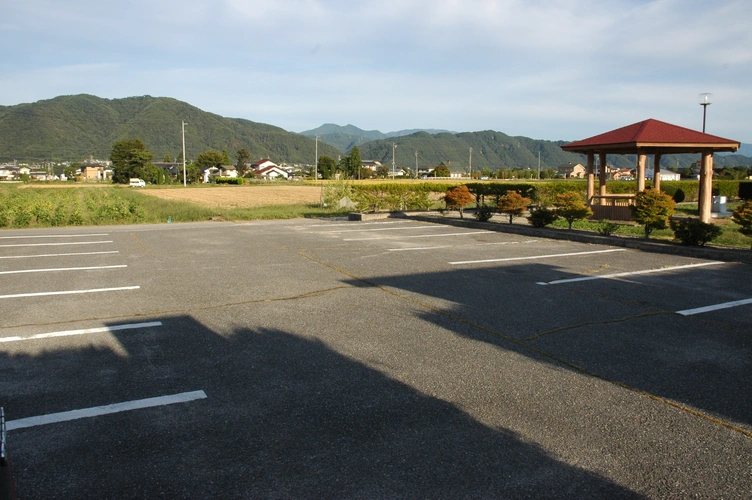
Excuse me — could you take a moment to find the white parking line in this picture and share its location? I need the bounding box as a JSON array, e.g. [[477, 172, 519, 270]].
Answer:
[[0, 286, 140, 299], [450, 249, 626, 265], [0, 241, 113, 248], [5, 390, 207, 431], [388, 239, 540, 252], [0, 233, 109, 240], [0, 251, 119, 259], [308, 221, 412, 228], [536, 261, 724, 286], [0, 265, 127, 275], [345, 231, 489, 241], [0, 321, 162, 344], [330, 225, 440, 234], [676, 298, 752, 316]]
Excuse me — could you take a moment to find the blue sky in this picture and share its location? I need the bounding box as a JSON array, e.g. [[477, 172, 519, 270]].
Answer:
[[2, 0, 751, 142]]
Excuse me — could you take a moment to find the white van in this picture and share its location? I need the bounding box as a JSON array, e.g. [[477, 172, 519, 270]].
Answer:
[[129, 178, 146, 187]]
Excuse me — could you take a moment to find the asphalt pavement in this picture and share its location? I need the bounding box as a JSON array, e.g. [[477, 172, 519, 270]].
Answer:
[[1, 218, 750, 498]]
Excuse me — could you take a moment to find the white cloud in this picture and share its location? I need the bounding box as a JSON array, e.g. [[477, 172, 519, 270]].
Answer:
[[1, 0, 751, 142]]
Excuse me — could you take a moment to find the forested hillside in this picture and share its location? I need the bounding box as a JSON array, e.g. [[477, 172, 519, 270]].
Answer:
[[0, 95, 340, 163]]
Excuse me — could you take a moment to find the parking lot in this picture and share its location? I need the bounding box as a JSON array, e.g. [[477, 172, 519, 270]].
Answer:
[[1, 218, 751, 498]]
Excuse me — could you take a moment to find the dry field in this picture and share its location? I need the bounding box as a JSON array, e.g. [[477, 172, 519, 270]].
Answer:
[[139, 184, 322, 208]]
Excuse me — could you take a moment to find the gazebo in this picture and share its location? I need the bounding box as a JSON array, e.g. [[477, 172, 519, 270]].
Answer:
[[560, 119, 740, 222]]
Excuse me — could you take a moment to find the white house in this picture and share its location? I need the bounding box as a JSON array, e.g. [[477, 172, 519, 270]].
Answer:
[[254, 165, 289, 179], [645, 168, 681, 181], [251, 159, 277, 170]]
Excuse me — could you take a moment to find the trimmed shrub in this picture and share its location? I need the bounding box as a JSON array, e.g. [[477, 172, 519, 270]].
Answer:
[[474, 204, 495, 222], [527, 206, 559, 227], [497, 191, 531, 224], [670, 218, 722, 246], [553, 191, 592, 229], [631, 190, 675, 238], [597, 222, 620, 236], [445, 185, 474, 218], [216, 177, 244, 184]]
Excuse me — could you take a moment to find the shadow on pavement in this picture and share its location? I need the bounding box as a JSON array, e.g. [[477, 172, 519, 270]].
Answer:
[[1, 315, 640, 498]]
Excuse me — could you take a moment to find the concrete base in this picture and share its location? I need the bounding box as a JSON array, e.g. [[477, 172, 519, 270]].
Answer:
[[348, 212, 409, 221]]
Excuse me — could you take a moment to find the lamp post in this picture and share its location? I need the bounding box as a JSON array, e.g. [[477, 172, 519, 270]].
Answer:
[[698, 93, 712, 133]]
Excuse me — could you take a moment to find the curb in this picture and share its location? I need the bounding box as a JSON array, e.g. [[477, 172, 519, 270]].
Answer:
[[398, 213, 752, 264]]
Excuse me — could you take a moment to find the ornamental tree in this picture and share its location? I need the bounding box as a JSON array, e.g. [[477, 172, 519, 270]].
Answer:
[[731, 200, 752, 248], [497, 190, 531, 224], [445, 185, 474, 218], [630, 189, 675, 238], [553, 191, 592, 229]]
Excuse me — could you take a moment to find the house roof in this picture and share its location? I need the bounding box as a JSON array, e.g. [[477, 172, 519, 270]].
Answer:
[[251, 159, 276, 167], [561, 119, 740, 154]]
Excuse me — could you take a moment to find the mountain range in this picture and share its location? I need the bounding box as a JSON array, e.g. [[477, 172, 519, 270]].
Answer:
[[0, 94, 750, 172], [300, 124, 455, 152]]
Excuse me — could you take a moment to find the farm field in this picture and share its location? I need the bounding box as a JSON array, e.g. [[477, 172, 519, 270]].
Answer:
[[137, 184, 322, 208]]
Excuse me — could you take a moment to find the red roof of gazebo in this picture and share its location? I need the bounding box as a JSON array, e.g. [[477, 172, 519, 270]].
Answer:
[[561, 119, 740, 154]]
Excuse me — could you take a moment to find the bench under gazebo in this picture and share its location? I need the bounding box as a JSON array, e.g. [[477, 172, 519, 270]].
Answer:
[[560, 119, 740, 222]]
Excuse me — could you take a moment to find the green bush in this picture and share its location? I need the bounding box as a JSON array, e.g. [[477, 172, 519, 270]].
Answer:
[[474, 204, 496, 222], [216, 177, 244, 185], [597, 222, 620, 236], [631, 190, 675, 238], [527, 206, 559, 227], [670, 218, 722, 246]]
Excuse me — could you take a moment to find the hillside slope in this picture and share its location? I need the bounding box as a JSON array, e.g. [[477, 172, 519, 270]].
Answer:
[[0, 95, 340, 163]]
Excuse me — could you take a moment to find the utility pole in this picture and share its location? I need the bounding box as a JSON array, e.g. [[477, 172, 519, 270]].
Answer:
[[182, 121, 187, 186], [538, 151, 541, 180], [392, 143, 397, 178], [414, 150, 418, 179], [469, 147, 472, 179], [314, 135, 318, 181]]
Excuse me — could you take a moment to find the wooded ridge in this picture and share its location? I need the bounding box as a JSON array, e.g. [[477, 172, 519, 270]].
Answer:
[[1, 94, 749, 172]]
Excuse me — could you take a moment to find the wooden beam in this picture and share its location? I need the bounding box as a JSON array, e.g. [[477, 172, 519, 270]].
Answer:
[[587, 153, 594, 204], [699, 152, 713, 222]]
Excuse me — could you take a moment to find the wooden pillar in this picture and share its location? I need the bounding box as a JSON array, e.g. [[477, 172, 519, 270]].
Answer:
[[586, 153, 594, 205], [653, 153, 662, 192], [699, 151, 713, 222], [598, 153, 607, 197], [636, 153, 646, 192]]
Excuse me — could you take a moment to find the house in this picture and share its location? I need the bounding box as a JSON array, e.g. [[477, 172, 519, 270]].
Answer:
[[556, 162, 586, 178], [645, 169, 681, 181], [251, 159, 277, 170], [0, 165, 18, 181], [361, 160, 382, 171], [81, 164, 107, 181], [610, 168, 634, 180], [201, 165, 238, 183], [254, 165, 289, 179]]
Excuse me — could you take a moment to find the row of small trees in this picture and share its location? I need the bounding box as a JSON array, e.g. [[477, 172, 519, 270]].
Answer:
[[444, 184, 752, 247], [445, 185, 593, 229]]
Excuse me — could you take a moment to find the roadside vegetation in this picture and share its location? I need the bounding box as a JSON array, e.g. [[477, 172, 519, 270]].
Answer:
[[0, 184, 343, 228]]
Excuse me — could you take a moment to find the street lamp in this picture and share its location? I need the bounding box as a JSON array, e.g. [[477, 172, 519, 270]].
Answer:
[[698, 93, 712, 133]]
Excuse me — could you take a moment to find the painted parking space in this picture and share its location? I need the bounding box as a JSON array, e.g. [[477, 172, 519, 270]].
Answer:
[[2, 220, 750, 498]]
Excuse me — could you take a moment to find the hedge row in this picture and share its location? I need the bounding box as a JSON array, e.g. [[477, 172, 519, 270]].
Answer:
[[350, 180, 750, 212]]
